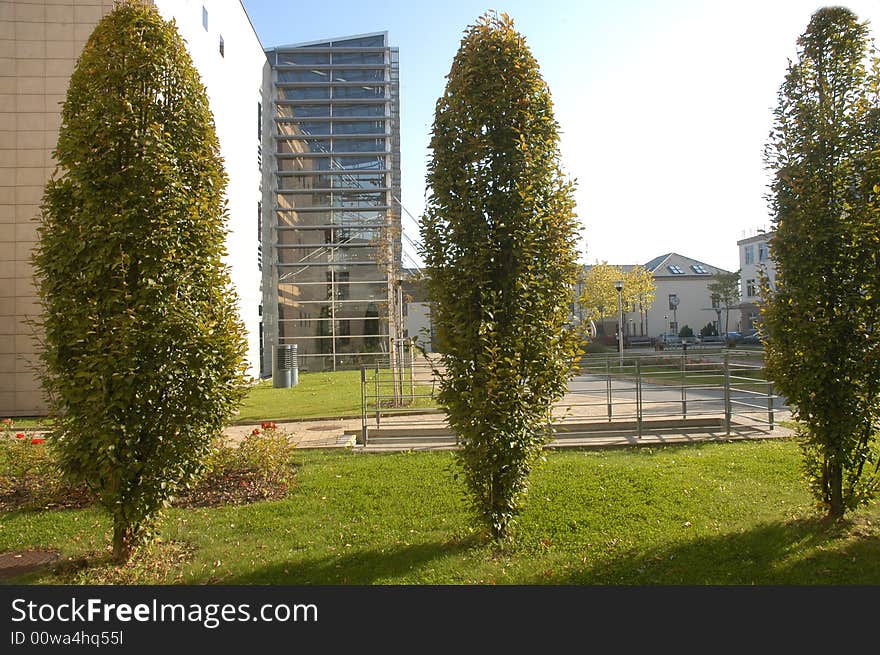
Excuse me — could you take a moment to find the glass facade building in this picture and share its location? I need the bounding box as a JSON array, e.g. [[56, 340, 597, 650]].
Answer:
[[263, 33, 402, 372]]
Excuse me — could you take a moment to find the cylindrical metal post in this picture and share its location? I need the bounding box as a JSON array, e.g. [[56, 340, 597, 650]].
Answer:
[[636, 359, 642, 438], [606, 357, 612, 421], [723, 352, 731, 435], [681, 353, 687, 420], [360, 367, 368, 446], [768, 381, 774, 430], [375, 364, 381, 428]]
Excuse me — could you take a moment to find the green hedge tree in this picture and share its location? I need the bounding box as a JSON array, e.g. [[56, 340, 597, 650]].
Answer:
[[33, 2, 248, 561], [421, 13, 581, 539], [763, 7, 880, 519]]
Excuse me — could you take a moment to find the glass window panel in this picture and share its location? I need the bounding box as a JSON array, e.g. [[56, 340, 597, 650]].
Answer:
[[278, 69, 330, 83], [277, 157, 333, 171], [277, 247, 379, 265], [333, 85, 385, 99], [332, 68, 384, 82], [276, 52, 330, 65], [303, 42, 331, 48], [332, 173, 386, 189], [277, 174, 338, 189], [276, 104, 330, 118], [333, 121, 385, 135], [332, 138, 385, 153], [277, 87, 330, 100], [277, 121, 332, 136], [332, 104, 384, 117], [276, 192, 332, 208], [335, 191, 386, 208], [332, 35, 384, 47], [332, 52, 384, 65], [333, 155, 385, 170], [335, 210, 384, 224], [275, 210, 333, 227]]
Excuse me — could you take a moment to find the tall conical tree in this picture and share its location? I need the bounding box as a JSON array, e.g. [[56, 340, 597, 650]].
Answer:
[[421, 12, 580, 539], [33, 1, 248, 561], [763, 7, 880, 519]]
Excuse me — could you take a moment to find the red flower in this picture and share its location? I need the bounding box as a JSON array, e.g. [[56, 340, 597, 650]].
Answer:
[[31, 437, 45, 445], [261, 421, 277, 430], [15, 433, 25, 439], [251, 428, 261, 436]]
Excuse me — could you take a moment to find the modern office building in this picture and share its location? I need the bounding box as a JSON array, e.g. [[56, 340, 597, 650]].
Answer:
[[262, 33, 402, 373], [1, 0, 265, 415]]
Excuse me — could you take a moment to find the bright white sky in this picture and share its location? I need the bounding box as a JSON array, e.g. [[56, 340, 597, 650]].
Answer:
[[242, 0, 880, 273]]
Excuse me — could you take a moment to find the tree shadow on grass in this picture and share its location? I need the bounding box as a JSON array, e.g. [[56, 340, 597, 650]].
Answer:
[[554, 517, 880, 585], [219, 535, 483, 585]]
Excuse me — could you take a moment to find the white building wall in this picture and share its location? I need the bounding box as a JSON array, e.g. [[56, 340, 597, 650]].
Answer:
[[406, 302, 433, 353], [646, 278, 725, 337], [154, 0, 266, 379], [738, 233, 776, 303]]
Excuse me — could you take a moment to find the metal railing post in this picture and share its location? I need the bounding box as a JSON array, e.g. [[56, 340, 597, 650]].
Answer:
[[768, 380, 774, 430], [375, 363, 381, 428], [360, 366, 368, 446], [681, 352, 687, 420], [723, 352, 731, 435], [606, 357, 612, 421], [636, 358, 642, 439]]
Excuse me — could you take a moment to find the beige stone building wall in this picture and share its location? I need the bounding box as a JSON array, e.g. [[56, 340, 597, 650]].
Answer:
[[1, 0, 116, 416]]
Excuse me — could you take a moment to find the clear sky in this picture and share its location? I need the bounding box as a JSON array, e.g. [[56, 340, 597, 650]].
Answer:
[[240, 0, 880, 273]]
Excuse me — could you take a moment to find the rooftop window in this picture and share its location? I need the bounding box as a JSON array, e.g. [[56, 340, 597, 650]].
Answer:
[[691, 264, 709, 274], [668, 265, 685, 275]]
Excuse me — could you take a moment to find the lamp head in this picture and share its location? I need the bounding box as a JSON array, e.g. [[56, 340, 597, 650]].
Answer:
[[614, 280, 623, 292]]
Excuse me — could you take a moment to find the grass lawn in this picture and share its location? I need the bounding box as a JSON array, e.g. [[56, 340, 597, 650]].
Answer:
[[230, 370, 437, 423], [3, 438, 879, 584]]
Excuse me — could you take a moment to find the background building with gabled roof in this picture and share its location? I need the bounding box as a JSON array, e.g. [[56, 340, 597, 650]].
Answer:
[[582, 253, 732, 343]]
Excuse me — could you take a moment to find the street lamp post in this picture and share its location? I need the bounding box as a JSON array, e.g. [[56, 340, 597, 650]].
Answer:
[[614, 280, 624, 366]]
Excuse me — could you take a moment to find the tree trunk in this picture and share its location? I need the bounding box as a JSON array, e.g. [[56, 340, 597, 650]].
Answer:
[[112, 518, 135, 563], [827, 461, 844, 520]]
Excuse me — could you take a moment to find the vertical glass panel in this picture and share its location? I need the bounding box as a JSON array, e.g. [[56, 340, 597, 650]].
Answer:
[[332, 104, 385, 117], [332, 121, 385, 135], [278, 69, 330, 83], [332, 52, 384, 65], [276, 52, 330, 65], [333, 155, 385, 170], [277, 87, 330, 100], [332, 68, 384, 82], [332, 138, 385, 153], [331, 35, 385, 47], [332, 85, 385, 99]]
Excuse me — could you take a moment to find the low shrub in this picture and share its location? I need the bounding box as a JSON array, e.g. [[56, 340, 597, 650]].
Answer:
[[0, 420, 297, 511]]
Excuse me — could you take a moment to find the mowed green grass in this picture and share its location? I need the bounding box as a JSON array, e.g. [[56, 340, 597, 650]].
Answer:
[[3, 439, 880, 585], [233, 370, 436, 423]]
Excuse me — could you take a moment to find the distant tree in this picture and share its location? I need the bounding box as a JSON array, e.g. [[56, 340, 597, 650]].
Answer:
[[579, 263, 655, 336], [579, 262, 625, 323], [33, 2, 248, 561], [678, 325, 694, 339], [421, 12, 580, 540], [627, 265, 656, 335], [707, 271, 740, 335], [699, 322, 717, 338], [763, 7, 880, 519]]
